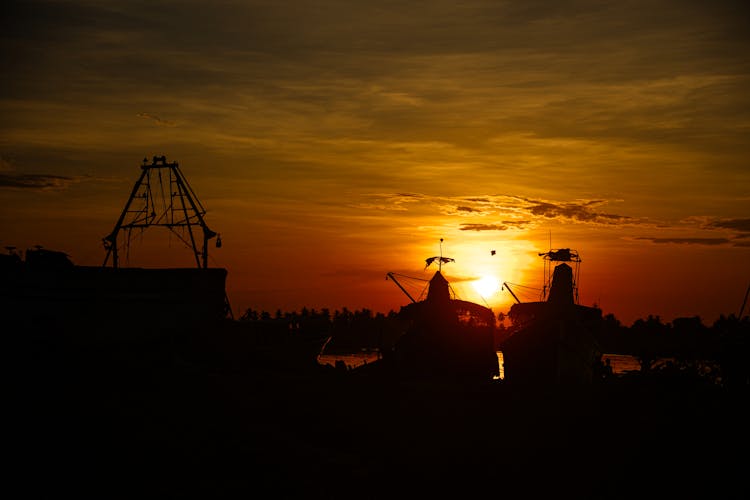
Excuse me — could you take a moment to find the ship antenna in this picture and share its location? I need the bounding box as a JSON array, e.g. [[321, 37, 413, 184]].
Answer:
[[424, 237, 454, 271], [439, 238, 443, 271]]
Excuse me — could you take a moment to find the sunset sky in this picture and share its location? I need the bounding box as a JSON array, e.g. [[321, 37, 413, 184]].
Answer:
[[2, 0, 749, 325]]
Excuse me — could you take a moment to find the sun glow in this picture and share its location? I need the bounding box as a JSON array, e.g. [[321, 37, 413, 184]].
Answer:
[[472, 275, 500, 298]]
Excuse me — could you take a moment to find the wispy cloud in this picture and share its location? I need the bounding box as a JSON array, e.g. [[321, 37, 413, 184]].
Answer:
[[354, 192, 427, 212], [0, 173, 78, 190], [706, 218, 750, 233], [137, 112, 176, 127], [456, 206, 481, 213], [460, 220, 531, 232], [444, 204, 498, 217], [519, 197, 634, 224], [460, 223, 511, 232], [449, 195, 639, 226], [363, 192, 640, 229], [634, 237, 731, 246]]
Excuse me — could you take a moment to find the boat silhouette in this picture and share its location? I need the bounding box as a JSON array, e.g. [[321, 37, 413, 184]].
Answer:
[[1, 156, 229, 343], [382, 239, 499, 380], [499, 247, 603, 385]]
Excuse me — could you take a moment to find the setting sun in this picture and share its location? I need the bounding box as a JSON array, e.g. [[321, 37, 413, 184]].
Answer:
[[472, 275, 500, 299]]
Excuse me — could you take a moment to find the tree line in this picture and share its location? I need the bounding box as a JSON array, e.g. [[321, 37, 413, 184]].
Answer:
[[238, 307, 406, 352], [237, 306, 749, 387]]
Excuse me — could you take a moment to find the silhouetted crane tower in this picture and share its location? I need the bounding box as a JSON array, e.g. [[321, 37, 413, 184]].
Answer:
[[102, 155, 221, 268]]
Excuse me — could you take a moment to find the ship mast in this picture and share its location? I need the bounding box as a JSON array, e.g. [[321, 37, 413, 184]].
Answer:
[[425, 238, 455, 271], [538, 248, 581, 303], [102, 155, 220, 269], [386, 239, 455, 302]]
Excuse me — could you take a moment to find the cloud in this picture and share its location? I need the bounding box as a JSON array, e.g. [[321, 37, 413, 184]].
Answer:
[[137, 112, 176, 127], [444, 204, 497, 216], [460, 220, 530, 231], [634, 237, 731, 246], [360, 192, 642, 231], [394, 192, 424, 200], [460, 224, 510, 232], [680, 217, 750, 246], [0, 173, 78, 190], [519, 197, 634, 224], [355, 192, 426, 211], [628, 216, 750, 247], [706, 218, 750, 233], [450, 195, 637, 228]]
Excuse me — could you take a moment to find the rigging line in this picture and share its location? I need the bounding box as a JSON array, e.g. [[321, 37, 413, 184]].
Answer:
[[151, 208, 200, 227], [166, 225, 197, 252], [125, 227, 132, 265], [174, 176, 201, 268], [206, 251, 224, 268], [152, 197, 199, 226], [504, 281, 541, 290], [146, 169, 157, 223], [152, 201, 198, 226], [739, 282, 750, 318], [176, 164, 207, 214], [151, 178, 171, 225], [169, 167, 175, 225], [158, 167, 167, 217], [128, 198, 150, 224], [152, 208, 170, 225], [477, 293, 491, 309], [389, 272, 429, 280]]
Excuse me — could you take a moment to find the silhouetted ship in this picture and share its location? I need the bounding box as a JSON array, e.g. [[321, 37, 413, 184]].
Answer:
[[1, 156, 229, 342], [382, 240, 499, 380], [499, 248, 602, 385], [1, 248, 227, 341]]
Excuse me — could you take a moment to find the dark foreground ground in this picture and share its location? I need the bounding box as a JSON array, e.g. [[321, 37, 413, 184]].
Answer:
[[10, 330, 750, 499]]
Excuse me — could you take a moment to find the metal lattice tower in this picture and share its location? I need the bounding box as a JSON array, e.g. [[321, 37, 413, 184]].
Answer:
[[102, 155, 220, 268]]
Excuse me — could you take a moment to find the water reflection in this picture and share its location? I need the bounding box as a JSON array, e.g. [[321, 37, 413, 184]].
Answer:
[[317, 350, 381, 370], [601, 353, 643, 374], [493, 351, 504, 380], [318, 351, 645, 379], [319, 349, 507, 379]]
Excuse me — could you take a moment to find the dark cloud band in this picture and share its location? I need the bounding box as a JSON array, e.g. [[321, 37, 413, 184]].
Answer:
[[0, 173, 75, 190], [635, 237, 731, 246], [707, 218, 750, 233]]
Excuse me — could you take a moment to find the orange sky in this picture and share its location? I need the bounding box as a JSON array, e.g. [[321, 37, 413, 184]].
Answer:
[[2, 1, 749, 325]]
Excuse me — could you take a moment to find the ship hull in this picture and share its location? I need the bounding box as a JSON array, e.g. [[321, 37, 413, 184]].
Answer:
[[2, 265, 228, 342], [501, 302, 602, 385]]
